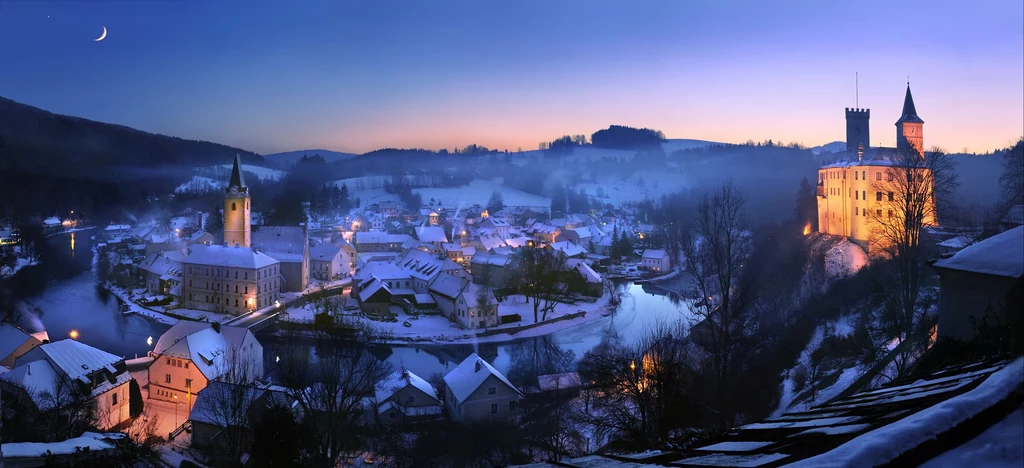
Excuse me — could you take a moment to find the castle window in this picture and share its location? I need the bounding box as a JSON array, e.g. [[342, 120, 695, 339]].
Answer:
[[888, 192, 894, 201], [842, 172, 846, 179], [862, 191, 866, 199], [862, 170, 866, 179], [855, 207, 859, 215], [855, 172, 858, 180], [856, 191, 860, 200], [888, 210, 893, 218], [876, 192, 882, 201], [232, 202, 237, 211], [876, 209, 882, 217], [876, 173, 882, 181]]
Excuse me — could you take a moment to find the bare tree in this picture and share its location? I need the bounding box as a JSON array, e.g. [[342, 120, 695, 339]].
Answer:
[[681, 181, 754, 427], [575, 323, 696, 451], [277, 321, 392, 467], [34, 374, 98, 441], [196, 348, 264, 467], [870, 147, 958, 337], [513, 248, 571, 322]]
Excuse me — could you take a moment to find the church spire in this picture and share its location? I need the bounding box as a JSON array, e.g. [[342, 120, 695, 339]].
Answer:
[[228, 153, 247, 192], [896, 84, 924, 124]]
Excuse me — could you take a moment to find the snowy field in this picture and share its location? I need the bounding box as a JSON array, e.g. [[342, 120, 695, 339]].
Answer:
[[579, 170, 695, 205], [415, 179, 551, 209], [773, 314, 863, 417], [217, 164, 286, 181], [173, 175, 219, 194]]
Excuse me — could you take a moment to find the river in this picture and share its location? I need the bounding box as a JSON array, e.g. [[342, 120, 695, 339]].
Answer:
[[15, 233, 694, 380]]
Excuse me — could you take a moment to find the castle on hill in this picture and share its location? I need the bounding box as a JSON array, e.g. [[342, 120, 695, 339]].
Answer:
[[815, 84, 937, 252]]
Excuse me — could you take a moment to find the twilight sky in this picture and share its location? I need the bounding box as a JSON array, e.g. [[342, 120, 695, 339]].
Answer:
[[1, 0, 1021, 154]]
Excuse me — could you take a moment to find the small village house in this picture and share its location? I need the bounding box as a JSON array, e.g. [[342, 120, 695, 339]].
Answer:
[[148, 322, 264, 409], [0, 340, 134, 431], [429, 274, 498, 329], [931, 226, 1024, 342], [641, 249, 671, 273], [374, 369, 442, 424], [188, 381, 298, 453], [442, 353, 523, 422], [310, 244, 347, 281]]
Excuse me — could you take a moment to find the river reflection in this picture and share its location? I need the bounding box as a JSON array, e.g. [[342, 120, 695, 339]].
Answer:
[[13, 232, 168, 358], [260, 279, 695, 381]]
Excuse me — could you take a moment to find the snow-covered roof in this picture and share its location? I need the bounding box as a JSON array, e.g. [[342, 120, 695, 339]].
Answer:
[[138, 250, 185, 277], [482, 218, 510, 228], [183, 244, 279, 269], [375, 369, 438, 405], [442, 353, 522, 403], [428, 273, 465, 301], [354, 232, 410, 246], [642, 249, 668, 260], [412, 294, 436, 305], [310, 244, 342, 261], [471, 251, 512, 267], [358, 278, 392, 303], [16, 339, 122, 385], [549, 241, 587, 257], [537, 372, 581, 392], [393, 249, 462, 281], [442, 242, 462, 252], [104, 223, 131, 231], [0, 360, 60, 403], [937, 235, 975, 249], [414, 226, 449, 243], [530, 223, 560, 235], [152, 322, 256, 381], [462, 246, 477, 256], [43, 216, 61, 226], [932, 226, 1023, 278], [577, 262, 603, 283], [504, 237, 531, 248], [252, 226, 307, 263], [479, 235, 506, 251], [0, 322, 36, 361]]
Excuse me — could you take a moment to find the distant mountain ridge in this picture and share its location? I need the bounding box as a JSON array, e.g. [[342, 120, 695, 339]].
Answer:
[[262, 149, 358, 165], [0, 96, 263, 176]]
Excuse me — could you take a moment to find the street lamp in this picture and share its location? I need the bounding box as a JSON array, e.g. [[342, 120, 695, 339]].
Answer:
[[69, 330, 79, 340], [173, 394, 178, 427]]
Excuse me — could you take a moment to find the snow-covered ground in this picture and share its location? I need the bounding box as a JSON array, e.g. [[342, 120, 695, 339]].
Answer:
[[300, 288, 615, 345], [174, 175, 220, 194], [415, 179, 551, 209], [578, 170, 694, 205], [108, 286, 179, 325], [825, 239, 868, 279], [773, 315, 864, 417], [0, 256, 38, 277], [216, 163, 286, 181]]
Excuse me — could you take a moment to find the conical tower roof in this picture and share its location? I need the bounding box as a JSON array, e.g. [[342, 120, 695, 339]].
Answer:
[[227, 153, 247, 193], [896, 84, 924, 124]]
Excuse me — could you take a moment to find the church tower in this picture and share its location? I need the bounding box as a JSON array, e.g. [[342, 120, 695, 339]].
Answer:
[[895, 84, 924, 154], [223, 154, 251, 247]]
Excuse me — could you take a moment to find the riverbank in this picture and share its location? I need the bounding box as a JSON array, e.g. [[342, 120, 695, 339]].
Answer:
[[277, 286, 619, 346]]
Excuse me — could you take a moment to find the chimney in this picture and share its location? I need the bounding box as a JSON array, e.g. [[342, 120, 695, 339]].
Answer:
[[474, 360, 482, 372], [212, 322, 221, 333]]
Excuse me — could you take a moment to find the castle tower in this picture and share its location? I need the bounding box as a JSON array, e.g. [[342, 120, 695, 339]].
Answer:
[[845, 107, 871, 151], [895, 84, 924, 154], [223, 154, 251, 247]]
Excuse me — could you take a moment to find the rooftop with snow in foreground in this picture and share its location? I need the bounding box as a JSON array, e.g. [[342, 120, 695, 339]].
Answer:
[[513, 357, 1023, 467], [932, 226, 1023, 278]]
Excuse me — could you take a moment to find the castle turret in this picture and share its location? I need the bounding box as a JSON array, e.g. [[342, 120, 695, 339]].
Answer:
[[223, 154, 251, 247], [845, 107, 870, 152], [896, 84, 924, 154]]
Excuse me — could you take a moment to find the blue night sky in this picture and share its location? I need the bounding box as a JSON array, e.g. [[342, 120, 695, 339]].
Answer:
[[1, 0, 1021, 154]]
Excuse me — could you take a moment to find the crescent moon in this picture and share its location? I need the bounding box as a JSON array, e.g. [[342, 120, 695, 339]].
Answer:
[[94, 26, 107, 42]]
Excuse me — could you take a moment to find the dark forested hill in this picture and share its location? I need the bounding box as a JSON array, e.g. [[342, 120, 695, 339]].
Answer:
[[0, 96, 262, 176]]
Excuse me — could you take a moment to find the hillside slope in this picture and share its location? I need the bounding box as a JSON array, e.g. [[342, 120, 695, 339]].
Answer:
[[0, 96, 262, 175]]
